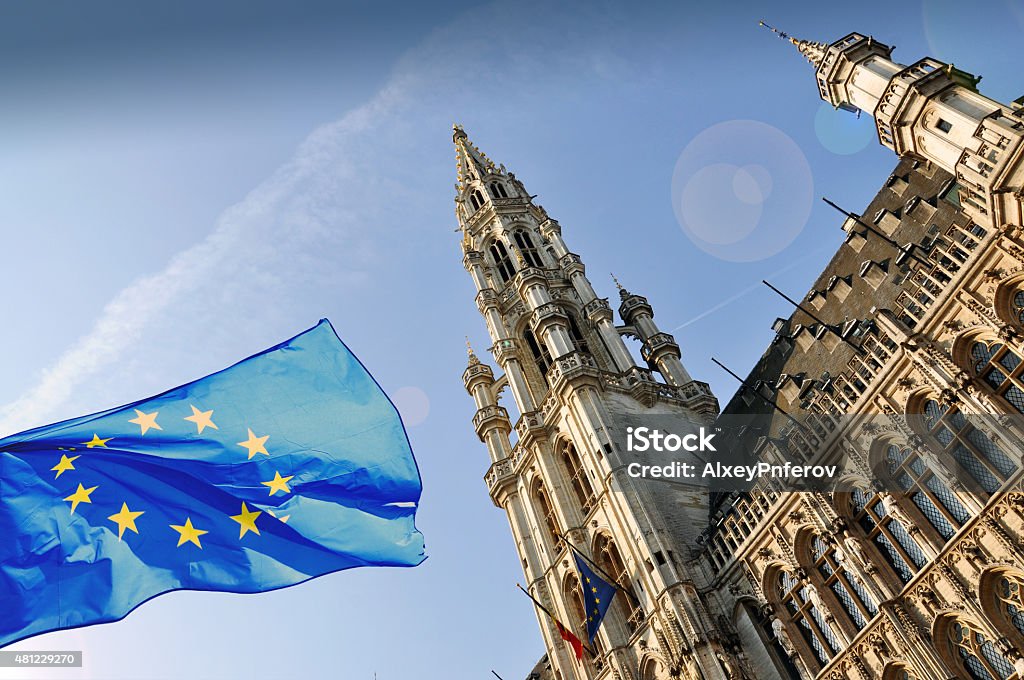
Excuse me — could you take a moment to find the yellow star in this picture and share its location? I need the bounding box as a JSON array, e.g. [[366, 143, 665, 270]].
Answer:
[[128, 409, 162, 435], [184, 404, 218, 434], [261, 471, 294, 496], [237, 429, 270, 459], [107, 502, 145, 540], [83, 434, 111, 449], [170, 517, 208, 548], [229, 502, 262, 539], [64, 483, 98, 514], [51, 454, 80, 479]]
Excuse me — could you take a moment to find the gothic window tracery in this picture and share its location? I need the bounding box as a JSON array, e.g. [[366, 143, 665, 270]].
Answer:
[[884, 444, 970, 541], [1012, 291, 1024, 327], [561, 441, 595, 515], [524, 328, 552, 380], [968, 340, 1024, 415], [489, 239, 516, 283], [850, 488, 927, 583], [777, 570, 841, 669], [561, 574, 604, 661], [947, 619, 1017, 680], [533, 479, 560, 552], [567, 314, 591, 355], [513, 230, 544, 268], [594, 534, 643, 635], [808, 534, 877, 629], [923, 399, 1017, 494], [489, 182, 509, 199], [470, 189, 485, 211], [992, 573, 1024, 641]]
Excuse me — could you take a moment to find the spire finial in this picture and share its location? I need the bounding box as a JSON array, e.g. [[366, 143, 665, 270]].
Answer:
[[758, 19, 828, 67], [452, 124, 499, 188], [466, 336, 480, 365], [611, 273, 624, 291]]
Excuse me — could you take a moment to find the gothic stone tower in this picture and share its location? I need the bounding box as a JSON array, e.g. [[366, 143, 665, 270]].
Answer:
[[454, 125, 734, 680], [694, 27, 1024, 680]]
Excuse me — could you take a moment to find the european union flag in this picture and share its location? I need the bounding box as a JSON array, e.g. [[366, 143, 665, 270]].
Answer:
[[574, 553, 616, 643], [0, 319, 425, 648]]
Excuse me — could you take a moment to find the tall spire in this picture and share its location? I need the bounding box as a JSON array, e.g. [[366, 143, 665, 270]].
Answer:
[[453, 124, 500, 188], [759, 20, 828, 68]]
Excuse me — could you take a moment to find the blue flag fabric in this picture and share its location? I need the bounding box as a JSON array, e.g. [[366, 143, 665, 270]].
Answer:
[[573, 552, 616, 643], [0, 319, 425, 648]]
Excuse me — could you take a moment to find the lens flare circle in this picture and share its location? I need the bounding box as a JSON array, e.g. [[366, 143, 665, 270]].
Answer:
[[671, 120, 813, 262]]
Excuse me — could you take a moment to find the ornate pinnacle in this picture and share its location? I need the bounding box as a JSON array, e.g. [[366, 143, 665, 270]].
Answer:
[[466, 336, 480, 365], [758, 20, 827, 68], [453, 124, 499, 186]]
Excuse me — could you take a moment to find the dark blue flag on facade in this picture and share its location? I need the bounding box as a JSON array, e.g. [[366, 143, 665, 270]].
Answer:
[[573, 553, 616, 643], [0, 319, 426, 648]]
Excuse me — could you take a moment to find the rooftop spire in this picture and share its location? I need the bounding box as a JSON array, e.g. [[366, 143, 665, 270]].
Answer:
[[453, 123, 500, 187], [759, 20, 828, 68], [465, 336, 480, 365]]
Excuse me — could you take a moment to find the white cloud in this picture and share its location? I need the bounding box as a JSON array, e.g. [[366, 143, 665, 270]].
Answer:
[[0, 0, 644, 438]]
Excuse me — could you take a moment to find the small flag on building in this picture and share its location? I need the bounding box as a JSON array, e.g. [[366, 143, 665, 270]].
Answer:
[[0, 319, 426, 648], [552, 615, 584, 661], [574, 553, 617, 643]]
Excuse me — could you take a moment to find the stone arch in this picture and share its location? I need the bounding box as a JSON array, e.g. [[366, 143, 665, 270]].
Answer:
[[933, 612, 1019, 680], [979, 566, 1024, 651], [591, 531, 643, 637], [638, 653, 669, 680], [880, 661, 917, 679], [992, 273, 1024, 330], [531, 475, 561, 553]]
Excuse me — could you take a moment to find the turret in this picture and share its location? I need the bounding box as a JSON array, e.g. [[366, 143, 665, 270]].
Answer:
[[762, 21, 1024, 232]]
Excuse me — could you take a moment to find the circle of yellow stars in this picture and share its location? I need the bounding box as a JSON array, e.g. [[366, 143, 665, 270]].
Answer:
[[54, 403, 296, 550]]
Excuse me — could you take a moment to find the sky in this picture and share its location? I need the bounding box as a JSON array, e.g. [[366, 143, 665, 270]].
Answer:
[[0, 0, 1022, 678]]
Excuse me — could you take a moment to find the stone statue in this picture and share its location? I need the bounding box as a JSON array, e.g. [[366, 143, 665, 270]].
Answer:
[[879, 492, 916, 533], [771, 616, 796, 656], [840, 531, 869, 567]]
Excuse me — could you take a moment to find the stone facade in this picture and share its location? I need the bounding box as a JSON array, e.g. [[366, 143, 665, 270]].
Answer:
[[459, 27, 1024, 680]]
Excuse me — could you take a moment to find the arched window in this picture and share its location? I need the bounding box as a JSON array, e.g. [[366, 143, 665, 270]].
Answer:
[[470, 189, 485, 211], [489, 182, 509, 199], [594, 534, 643, 635], [561, 442, 596, 515], [947, 619, 1017, 680], [1012, 292, 1024, 327], [489, 240, 516, 284], [533, 479, 560, 551], [923, 399, 1017, 494], [777, 570, 841, 669], [563, 574, 602, 656], [809, 535, 877, 629], [851, 488, 927, 583], [884, 444, 970, 541], [994, 574, 1024, 640], [969, 340, 1024, 414], [513, 230, 543, 268], [524, 328, 552, 379]]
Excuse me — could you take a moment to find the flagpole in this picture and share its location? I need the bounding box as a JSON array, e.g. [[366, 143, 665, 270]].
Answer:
[[516, 583, 597, 657], [491, 671, 505, 680], [555, 532, 642, 607]]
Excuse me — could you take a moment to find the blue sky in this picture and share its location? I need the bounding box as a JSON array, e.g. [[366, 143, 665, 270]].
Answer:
[[1, 1, 1021, 678]]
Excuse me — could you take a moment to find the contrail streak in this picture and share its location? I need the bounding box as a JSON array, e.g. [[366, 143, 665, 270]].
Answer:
[[670, 246, 829, 332]]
